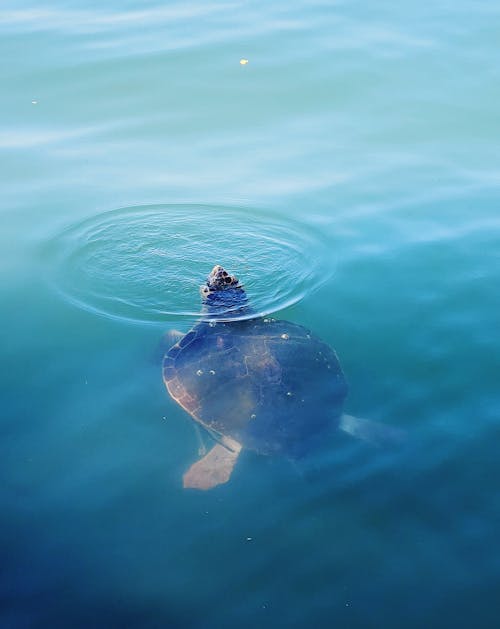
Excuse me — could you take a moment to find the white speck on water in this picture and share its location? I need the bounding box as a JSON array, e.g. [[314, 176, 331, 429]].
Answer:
[[209, 369, 216, 375], [196, 369, 203, 376], [281, 333, 289, 340], [240, 58, 249, 65], [250, 413, 256, 420], [209, 321, 216, 327], [31, 100, 38, 105], [246, 537, 253, 541], [286, 391, 293, 396]]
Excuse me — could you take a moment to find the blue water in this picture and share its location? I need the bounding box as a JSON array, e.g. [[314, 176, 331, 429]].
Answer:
[[2, 2, 500, 627]]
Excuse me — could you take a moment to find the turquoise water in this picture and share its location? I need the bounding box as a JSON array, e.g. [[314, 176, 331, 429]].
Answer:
[[2, 1, 500, 627]]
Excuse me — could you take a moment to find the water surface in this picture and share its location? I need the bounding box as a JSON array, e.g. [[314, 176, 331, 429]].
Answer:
[[1, 1, 500, 628]]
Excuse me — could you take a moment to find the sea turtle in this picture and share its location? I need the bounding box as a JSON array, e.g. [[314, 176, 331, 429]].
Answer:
[[163, 265, 399, 490]]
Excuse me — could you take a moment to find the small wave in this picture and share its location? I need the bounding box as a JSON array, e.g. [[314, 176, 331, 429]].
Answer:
[[45, 204, 333, 325]]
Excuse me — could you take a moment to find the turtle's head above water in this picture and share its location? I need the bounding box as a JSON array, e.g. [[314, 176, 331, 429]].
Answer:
[[204, 265, 241, 292], [200, 265, 248, 316]]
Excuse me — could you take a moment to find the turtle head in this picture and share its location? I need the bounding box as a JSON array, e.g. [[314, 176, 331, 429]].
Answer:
[[203, 265, 241, 292], [200, 265, 248, 316]]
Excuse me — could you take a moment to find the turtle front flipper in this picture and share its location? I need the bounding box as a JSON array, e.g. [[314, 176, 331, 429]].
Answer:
[[161, 329, 184, 348], [183, 438, 242, 490], [155, 329, 185, 364]]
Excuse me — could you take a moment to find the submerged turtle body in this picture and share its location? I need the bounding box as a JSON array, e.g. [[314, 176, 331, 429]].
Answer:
[[163, 266, 401, 489], [163, 316, 348, 459], [162, 263, 349, 488]]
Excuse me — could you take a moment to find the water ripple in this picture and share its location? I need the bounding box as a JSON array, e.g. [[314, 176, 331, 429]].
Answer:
[[45, 204, 332, 324]]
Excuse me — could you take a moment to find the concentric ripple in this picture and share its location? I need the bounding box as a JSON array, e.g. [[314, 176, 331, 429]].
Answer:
[[45, 204, 333, 324]]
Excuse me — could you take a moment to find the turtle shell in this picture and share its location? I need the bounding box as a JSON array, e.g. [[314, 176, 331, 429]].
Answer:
[[163, 317, 348, 458]]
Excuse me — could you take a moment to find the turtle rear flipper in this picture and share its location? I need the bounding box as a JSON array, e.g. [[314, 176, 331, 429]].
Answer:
[[339, 414, 406, 446], [183, 439, 242, 490]]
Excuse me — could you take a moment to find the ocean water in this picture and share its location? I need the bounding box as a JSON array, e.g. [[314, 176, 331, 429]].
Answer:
[[1, 1, 500, 627]]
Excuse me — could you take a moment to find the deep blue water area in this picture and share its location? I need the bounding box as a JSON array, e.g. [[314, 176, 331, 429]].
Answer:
[[1, 2, 500, 628]]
